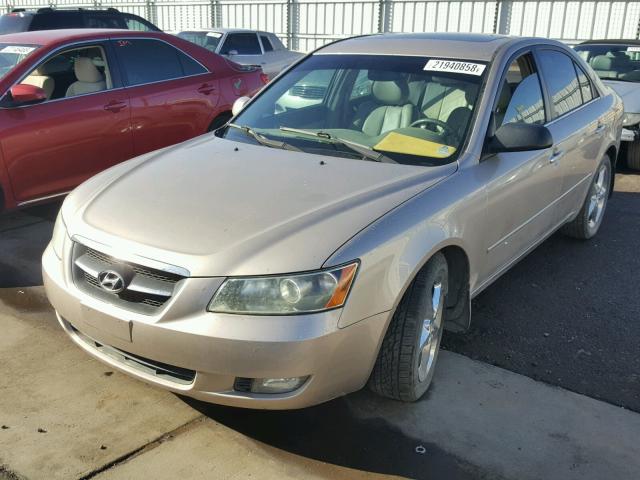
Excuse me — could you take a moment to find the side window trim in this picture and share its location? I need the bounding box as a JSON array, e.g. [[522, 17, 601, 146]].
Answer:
[[111, 37, 210, 89], [0, 39, 121, 108]]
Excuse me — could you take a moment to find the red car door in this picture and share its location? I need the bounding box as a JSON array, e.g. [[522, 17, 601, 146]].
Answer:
[[0, 41, 132, 204], [111, 37, 220, 155]]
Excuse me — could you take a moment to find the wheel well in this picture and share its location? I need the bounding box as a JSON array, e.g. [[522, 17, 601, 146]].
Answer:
[[440, 246, 471, 332], [208, 111, 233, 132], [605, 145, 617, 196]]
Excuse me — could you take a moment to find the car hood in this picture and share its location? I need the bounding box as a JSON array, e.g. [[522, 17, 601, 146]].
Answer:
[[602, 80, 640, 113], [63, 135, 456, 277]]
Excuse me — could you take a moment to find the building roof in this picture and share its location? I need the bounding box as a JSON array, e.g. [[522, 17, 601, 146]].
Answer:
[[317, 33, 516, 61]]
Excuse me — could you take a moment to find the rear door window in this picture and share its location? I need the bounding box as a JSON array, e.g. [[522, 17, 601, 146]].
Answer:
[[83, 14, 124, 29], [220, 33, 261, 55], [574, 62, 595, 103], [114, 38, 205, 86], [537, 49, 583, 118], [260, 35, 273, 52], [123, 14, 157, 31]]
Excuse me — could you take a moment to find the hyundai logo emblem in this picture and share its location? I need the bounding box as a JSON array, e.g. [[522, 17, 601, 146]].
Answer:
[[97, 270, 126, 294]]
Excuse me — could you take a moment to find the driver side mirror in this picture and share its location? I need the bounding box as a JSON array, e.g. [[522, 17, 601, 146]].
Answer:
[[232, 96, 251, 116], [9, 84, 47, 107], [488, 122, 553, 153]]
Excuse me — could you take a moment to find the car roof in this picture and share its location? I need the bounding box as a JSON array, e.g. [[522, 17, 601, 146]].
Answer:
[[0, 29, 165, 46], [579, 39, 640, 46], [316, 32, 520, 61], [180, 28, 269, 35]]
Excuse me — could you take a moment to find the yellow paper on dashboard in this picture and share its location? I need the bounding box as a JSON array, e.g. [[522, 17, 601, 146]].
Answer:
[[374, 132, 456, 159]]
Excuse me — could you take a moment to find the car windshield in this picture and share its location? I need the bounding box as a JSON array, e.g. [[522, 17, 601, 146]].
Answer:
[[223, 54, 486, 166], [178, 31, 222, 53], [574, 44, 640, 82], [0, 43, 39, 81], [0, 13, 32, 35]]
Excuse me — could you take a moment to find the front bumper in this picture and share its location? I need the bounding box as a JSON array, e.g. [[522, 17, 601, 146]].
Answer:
[[42, 242, 389, 409]]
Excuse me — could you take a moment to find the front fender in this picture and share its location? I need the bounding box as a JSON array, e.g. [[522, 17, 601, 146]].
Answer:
[[325, 168, 488, 329]]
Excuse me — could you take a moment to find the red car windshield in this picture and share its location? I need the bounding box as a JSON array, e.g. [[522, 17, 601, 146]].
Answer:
[[0, 43, 39, 81]]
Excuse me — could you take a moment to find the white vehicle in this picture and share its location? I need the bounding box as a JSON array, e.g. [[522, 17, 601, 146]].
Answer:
[[575, 40, 640, 170], [176, 28, 303, 79]]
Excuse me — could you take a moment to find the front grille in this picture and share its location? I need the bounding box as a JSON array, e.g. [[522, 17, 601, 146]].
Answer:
[[72, 243, 186, 315], [71, 325, 195, 385], [289, 85, 326, 99]]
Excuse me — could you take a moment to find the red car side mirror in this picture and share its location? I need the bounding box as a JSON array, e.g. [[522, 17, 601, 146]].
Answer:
[[10, 84, 47, 106]]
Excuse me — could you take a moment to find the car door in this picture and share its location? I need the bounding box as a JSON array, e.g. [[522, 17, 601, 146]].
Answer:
[[479, 52, 564, 282], [0, 41, 133, 204], [219, 32, 264, 69], [111, 37, 219, 156], [536, 48, 607, 220]]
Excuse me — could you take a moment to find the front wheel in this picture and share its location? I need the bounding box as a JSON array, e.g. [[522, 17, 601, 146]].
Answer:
[[368, 253, 448, 402], [561, 155, 611, 240]]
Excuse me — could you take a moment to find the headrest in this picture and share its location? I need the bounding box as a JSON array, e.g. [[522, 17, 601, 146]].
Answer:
[[591, 55, 614, 71], [372, 80, 409, 106], [34, 55, 68, 76], [74, 57, 103, 83]]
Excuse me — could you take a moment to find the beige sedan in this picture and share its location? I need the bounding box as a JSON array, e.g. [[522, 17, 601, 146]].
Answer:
[[44, 33, 622, 409]]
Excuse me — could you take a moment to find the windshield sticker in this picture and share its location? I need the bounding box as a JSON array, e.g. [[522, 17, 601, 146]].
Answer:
[[374, 132, 456, 159], [627, 46, 640, 53], [1, 46, 35, 55], [424, 59, 486, 76]]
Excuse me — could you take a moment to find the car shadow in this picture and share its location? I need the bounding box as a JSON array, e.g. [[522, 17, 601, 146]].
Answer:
[[0, 201, 61, 288], [180, 391, 491, 480]]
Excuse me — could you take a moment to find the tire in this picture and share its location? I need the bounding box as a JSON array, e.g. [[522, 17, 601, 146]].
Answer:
[[369, 252, 448, 402], [561, 155, 611, 240], [624, 139, 640, 170], [207, 112, 232, 132]]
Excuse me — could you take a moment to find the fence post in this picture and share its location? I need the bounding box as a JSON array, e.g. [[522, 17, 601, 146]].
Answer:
[[378, 0, 393, 33], [145, 0, 157, 26], [210, 0, 222, 28], [287, 0, 300, 51], [494, 0, 513, 34]]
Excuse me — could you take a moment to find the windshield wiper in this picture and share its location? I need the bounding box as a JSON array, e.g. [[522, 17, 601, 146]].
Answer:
[[228, 123, 301, 152], [279, 127, 396, 163]]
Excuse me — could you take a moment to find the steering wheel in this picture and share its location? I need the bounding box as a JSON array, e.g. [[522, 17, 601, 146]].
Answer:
[[410, 117, 454, 137]]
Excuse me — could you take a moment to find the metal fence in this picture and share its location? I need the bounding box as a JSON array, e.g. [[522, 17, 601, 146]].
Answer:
[[6, 0, 640, 50]]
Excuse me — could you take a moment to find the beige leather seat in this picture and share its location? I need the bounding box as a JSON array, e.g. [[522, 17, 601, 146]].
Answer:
[[22, 66, 55, 100], [355, 79, 414, 137], [66, 57, 106, 97]]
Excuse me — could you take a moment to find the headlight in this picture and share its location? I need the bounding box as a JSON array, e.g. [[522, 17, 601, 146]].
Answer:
[[623, 112, 640, 127], [51, 211, 67, 259], [208, 262, 359, 315]]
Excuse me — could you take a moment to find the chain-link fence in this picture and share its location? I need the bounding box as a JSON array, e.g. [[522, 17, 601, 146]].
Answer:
[[5, 0, 640, 50]]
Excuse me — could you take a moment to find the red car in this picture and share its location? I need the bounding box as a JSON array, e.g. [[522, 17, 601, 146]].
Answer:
[[0, 29, 267, 211]]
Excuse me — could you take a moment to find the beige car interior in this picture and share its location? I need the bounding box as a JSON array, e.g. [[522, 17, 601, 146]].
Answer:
[[66, 57, 107, 97], [21, 46, 112, 101], [355, 79, 414, 136]]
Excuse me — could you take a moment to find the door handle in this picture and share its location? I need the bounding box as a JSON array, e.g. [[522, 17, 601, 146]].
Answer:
[[549, 149, 563, 164], [594, 123, 606, 135], [197, 83, 216, 95], [104, 100, 127, 113]]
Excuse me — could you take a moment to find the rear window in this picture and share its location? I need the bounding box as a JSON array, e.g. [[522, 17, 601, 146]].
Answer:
[[0, 13, 33, 34], [220, 33, 261, 55], [30, 12, 84, 30]]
